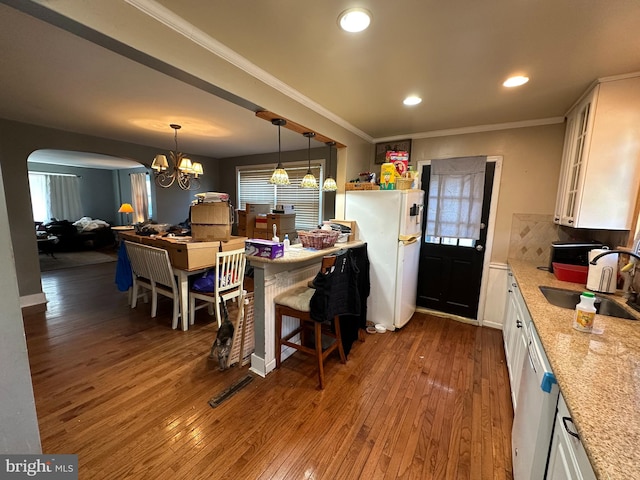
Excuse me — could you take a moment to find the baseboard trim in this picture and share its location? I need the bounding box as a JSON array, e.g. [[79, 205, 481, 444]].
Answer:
[[416, 307, 502, 331]]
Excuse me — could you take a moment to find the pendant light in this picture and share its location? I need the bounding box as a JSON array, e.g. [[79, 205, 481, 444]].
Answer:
[[269, 119, 290, 185], [300, 132, 318, 189], [323, 141, 338, 191]]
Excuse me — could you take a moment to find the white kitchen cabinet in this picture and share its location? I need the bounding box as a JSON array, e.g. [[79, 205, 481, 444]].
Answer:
[[547, 393, 597, 480], [554, 74, 640, 230], [503, 268, 530, 412]]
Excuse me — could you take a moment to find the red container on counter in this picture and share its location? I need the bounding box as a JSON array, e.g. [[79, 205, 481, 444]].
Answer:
[[552, 262, 588, 284]]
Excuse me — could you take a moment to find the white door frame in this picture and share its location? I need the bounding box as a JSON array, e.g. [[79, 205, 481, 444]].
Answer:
[[416, 155, 503, 326]]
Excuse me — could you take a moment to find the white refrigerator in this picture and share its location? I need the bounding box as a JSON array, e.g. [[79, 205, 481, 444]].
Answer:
[[345, 189, 424, 331]]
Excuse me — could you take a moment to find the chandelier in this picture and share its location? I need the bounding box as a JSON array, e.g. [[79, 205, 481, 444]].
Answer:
[[151, 124, 203, 190]]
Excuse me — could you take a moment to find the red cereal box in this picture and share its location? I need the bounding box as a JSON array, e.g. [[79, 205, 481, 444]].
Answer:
[[386, 151, 409, 177]]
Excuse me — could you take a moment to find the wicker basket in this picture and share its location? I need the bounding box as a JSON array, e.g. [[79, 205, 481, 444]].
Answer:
[[396, 178, 414, 190], [345, 182, 379, 191], [298, 229, 340, 249]]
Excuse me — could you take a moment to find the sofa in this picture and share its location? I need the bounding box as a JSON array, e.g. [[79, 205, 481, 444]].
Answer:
[[43, 218, 114, 252]]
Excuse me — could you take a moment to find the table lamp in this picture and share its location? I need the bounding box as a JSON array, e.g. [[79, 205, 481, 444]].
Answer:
[[118, 203, 134, 225]]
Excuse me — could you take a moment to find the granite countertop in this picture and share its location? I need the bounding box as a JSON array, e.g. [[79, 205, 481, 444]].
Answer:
[[246, 241, 364, 265], [508, 259, 640, 480]]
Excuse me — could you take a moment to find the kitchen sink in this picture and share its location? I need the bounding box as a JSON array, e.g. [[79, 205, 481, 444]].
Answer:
[[538, 286, 638, 320]]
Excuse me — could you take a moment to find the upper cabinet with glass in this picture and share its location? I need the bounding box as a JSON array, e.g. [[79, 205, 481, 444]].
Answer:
[[554, 74, 640, 229]]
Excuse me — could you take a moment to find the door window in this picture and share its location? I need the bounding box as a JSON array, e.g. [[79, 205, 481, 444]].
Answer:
[[425, 236, 476, 248]]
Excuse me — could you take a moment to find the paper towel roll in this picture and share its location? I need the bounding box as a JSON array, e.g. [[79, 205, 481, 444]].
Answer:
[[587, 249, 618, 293]]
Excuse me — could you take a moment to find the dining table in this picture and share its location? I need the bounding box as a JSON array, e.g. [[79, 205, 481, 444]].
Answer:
[[117, 230, 224, 331]]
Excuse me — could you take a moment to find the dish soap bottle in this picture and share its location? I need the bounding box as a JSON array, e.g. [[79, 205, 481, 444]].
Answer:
[[283, 234, 290, 251], [573, 292, 596, 332]]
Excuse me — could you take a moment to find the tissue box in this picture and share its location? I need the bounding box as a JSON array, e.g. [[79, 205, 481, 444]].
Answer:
[[245, 239, 284, 259]]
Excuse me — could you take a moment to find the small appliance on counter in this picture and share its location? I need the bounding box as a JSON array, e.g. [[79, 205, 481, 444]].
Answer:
[[548, 241, 603, 272], [586, 247, 618, 293]]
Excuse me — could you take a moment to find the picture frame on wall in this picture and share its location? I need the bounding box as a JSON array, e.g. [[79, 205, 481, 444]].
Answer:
[[374, 139, 412, 164]]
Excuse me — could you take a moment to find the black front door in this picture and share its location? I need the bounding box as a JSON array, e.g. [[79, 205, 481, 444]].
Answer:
[[416, 162, 495, 319]]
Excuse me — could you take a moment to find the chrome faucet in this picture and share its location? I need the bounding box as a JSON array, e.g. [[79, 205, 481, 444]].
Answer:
[[590, 250, 640, 302]]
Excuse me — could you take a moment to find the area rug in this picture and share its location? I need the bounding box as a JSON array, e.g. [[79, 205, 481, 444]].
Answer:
[[39, 251, 117, 272]]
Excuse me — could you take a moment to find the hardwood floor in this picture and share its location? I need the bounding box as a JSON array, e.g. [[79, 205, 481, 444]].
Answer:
[[23, 262, 513, 479]]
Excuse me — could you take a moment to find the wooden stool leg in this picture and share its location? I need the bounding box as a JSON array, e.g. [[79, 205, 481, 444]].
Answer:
[[334, 316, 347, 364], [315, 321, 325, 389], [275, 306, 283, 369]]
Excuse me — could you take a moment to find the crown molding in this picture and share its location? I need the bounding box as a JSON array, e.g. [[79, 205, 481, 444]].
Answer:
[[374, 117, 565, 143], [125, 0, 373, 143]]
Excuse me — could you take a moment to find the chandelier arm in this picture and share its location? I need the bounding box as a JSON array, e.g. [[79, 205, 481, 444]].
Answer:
[[155, 171, 177, 188]]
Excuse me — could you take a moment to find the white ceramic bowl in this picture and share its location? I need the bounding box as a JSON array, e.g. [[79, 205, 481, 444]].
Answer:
[[374, 324, 386, 334]]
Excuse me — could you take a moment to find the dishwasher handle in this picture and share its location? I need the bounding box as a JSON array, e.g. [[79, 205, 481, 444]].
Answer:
[[562, 416, 580, 439]]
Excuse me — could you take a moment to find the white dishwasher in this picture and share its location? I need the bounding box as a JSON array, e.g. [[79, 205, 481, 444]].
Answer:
[[512, 320, 560, 479]]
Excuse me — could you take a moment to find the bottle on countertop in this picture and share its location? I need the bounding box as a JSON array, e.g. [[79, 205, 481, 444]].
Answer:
[[283, 234, 290, 251], [573, 292, 596, 332]]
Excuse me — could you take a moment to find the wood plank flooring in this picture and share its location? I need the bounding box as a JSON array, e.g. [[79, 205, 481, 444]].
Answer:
[[23, 262, 513, 479]]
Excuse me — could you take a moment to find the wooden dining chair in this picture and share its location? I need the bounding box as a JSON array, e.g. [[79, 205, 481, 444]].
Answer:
[[189, 248, 246, 327], [124, 241, 180, 329], [124, 241, 152, 309]]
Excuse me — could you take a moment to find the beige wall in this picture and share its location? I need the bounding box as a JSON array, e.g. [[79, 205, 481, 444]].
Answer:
[[408, 123, 566, 263]]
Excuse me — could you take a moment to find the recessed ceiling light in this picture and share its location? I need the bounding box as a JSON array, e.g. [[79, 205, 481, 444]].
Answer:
[[403, 96, 422, 106], [338, 8, 372, 33], [503, 75, 529, 87]]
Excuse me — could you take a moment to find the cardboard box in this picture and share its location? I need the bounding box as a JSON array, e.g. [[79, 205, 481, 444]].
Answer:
[[251, 230, 271, 240], [191, 223, 231, 242], [164, 240, 220, 270], [190, 202, 232, 225], [245, 239, 284, 259], [238, 204, 271, 239], [220, 236, 247, 252], [255, 214, 268, 230], [380, 162, 398, 190], [245, 203, 271, 215], [267, 213, 296, 234]]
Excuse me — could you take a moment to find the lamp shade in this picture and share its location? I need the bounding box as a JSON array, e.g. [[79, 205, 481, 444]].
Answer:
[[152, 154, 168, 171], [322, 177, 338, 191], [192, 162, 204, 176], [118, 203, 134, 214]]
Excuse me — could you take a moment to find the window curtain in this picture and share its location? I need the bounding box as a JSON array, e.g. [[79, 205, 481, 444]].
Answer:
[[130, 172, 149, 223], [47, 174, 83, 222], [28, 173, 49, 222], [425, 156, 487, 239]]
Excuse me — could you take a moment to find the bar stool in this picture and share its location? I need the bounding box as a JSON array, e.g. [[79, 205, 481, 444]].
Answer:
[[274, 285, 346, 389]]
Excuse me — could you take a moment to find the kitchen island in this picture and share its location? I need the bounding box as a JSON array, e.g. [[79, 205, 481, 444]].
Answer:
[[508, 259, 640, 480], [247, 241, 364, 378]]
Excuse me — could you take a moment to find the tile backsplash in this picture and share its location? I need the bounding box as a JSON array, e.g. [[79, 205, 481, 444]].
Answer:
[[508, 213, 630, 267], [508, 214, 560, 266]]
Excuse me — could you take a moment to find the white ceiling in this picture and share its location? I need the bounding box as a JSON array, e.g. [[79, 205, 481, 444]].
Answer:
[[2, 0, 640, 167]]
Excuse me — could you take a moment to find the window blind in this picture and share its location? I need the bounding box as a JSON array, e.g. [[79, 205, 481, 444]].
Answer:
[[238, 164, 323, 230]]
